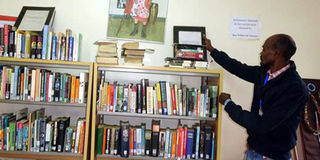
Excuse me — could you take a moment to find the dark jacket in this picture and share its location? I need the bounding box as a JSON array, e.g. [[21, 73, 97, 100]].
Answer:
[[210, 49, 308, 160]]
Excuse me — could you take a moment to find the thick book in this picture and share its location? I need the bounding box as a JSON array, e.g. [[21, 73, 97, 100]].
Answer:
[[209, 85, 218, 118], [204, 126, 213, 160], [120, 121, 129, 157], [116, 85, 124, 112], [40, 116, 51, 152], [159, 129, 166, 157], [136, 83, 142, 113], [36, 35, 43, 59], [96, 125, 104, 154], [141, 79, 149, 114], [159, 81, 167, 115], [41, 25, 48, 59], [186, 128, 194, 159], [151, 119, 160, 157], [145, 129, 151, 156], [30, 35, 37, 59], [156, 83, 162, 114], [57, 117, 70, 152], [146, 86, 154, 114]]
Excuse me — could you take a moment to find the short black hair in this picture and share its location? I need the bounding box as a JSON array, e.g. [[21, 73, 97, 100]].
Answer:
[[272, 34, 297, 61]]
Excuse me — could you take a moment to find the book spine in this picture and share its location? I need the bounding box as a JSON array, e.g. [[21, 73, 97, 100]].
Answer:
[[47, 31, 52, 60], [42, 25, 48, 59], [120, 121, 129, 157], [166, 82, 171, 115], [68, 36, 73, 61], [153, 89, 158, 115], [159, 81, 167, 115], [136, 84, 142, 113], [3, 25, 9, 57], [156, 83, 162, 114], [146, 86, 154, 114], [51, 36, 57, 60]]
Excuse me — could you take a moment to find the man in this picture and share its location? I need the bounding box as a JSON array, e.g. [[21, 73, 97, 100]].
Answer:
[[204, 34, 308, 160]]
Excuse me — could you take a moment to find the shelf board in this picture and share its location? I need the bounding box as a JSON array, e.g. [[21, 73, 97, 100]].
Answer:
[[98, 111, 216, 121], [97, 64, 222, 77], [98, 155, 178, 160], [0, 57, 90, 70], [0, 151, 82, 160], [0, 99, 86, 108]]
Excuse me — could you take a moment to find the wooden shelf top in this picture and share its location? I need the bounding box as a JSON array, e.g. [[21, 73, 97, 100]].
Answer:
[[0, 151, 82, 160], [97, 64, 223, 77], [0, 57, 91, 70]]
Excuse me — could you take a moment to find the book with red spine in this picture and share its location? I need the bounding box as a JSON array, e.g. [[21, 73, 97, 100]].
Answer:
[[171, 88, 177, 115]]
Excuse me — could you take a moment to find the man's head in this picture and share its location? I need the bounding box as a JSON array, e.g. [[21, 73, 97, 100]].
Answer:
[[260, 34, 296, 67]]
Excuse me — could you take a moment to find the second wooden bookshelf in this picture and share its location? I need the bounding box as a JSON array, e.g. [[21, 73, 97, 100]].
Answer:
[[91, 64, 223, 160]]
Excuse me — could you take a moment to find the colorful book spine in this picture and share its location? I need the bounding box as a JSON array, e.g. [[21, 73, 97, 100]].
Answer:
[[42, 25, 48, 59]]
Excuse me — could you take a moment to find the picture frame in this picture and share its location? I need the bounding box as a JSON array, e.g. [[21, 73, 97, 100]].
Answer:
[[107, 0, 169, 43], [173, 26, 207, 61], [14, 6, 55, 31]]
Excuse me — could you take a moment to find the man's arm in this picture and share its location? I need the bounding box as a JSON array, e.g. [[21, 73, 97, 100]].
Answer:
[[204, 35, 261, 84], [223, 84, 307, 134]]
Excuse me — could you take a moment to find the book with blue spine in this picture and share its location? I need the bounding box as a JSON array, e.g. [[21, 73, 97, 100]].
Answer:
[[23, 124, 28, 151], [120, 121, 129, 157], [211, 132, 215, 160], [141, 123, 146, 156], [68, 36, 74, 61], [204, 126, 213, 160], [159, 81, 167, 115], [19, 35, 25, 58], [186, 128, 194, 159], [195, 124, 200, 159], [13, 66, 19, 100], [41, 25, 48, 60], [51, 36, 57, 60], [113, 83, 118, 112], [122, 86, 129, 112], [168, 130, 172, 158]]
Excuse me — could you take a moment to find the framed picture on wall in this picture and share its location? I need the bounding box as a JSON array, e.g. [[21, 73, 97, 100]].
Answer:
[[107, 0, 169, 43], [14, 6, 55, 31]]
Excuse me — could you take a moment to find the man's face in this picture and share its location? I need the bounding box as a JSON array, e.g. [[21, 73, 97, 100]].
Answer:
[[260, 37, 277, 67]]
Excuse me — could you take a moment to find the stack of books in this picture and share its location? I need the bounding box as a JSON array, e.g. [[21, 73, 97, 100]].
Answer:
[[121, 42, 145, 66], [95, 41, 118, 64]]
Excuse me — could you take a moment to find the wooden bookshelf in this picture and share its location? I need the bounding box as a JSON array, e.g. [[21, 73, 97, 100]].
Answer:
[[91, 64, 223, 160], [0, 58, 94, 160]]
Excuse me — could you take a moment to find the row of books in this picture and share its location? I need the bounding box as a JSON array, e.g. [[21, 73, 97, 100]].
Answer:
[[0, 65, 89, 103], [0, 108, 86, 154], [0, 24, 81, 61], [165, 57, 208, 69], [97, 76, 218, 118], [97, 120, 215, 160]]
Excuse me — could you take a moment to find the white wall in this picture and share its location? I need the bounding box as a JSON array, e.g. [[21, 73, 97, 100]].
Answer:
[[1, 0, 320, 159]]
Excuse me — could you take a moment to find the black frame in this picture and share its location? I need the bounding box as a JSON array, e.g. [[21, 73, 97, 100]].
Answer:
[[14, 6, 55, 30], [173, 26, 207, 61]]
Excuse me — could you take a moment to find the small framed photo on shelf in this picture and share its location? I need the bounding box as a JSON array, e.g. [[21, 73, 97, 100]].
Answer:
[[173, 26, 207, 61], [14, 6, 55, 32]]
